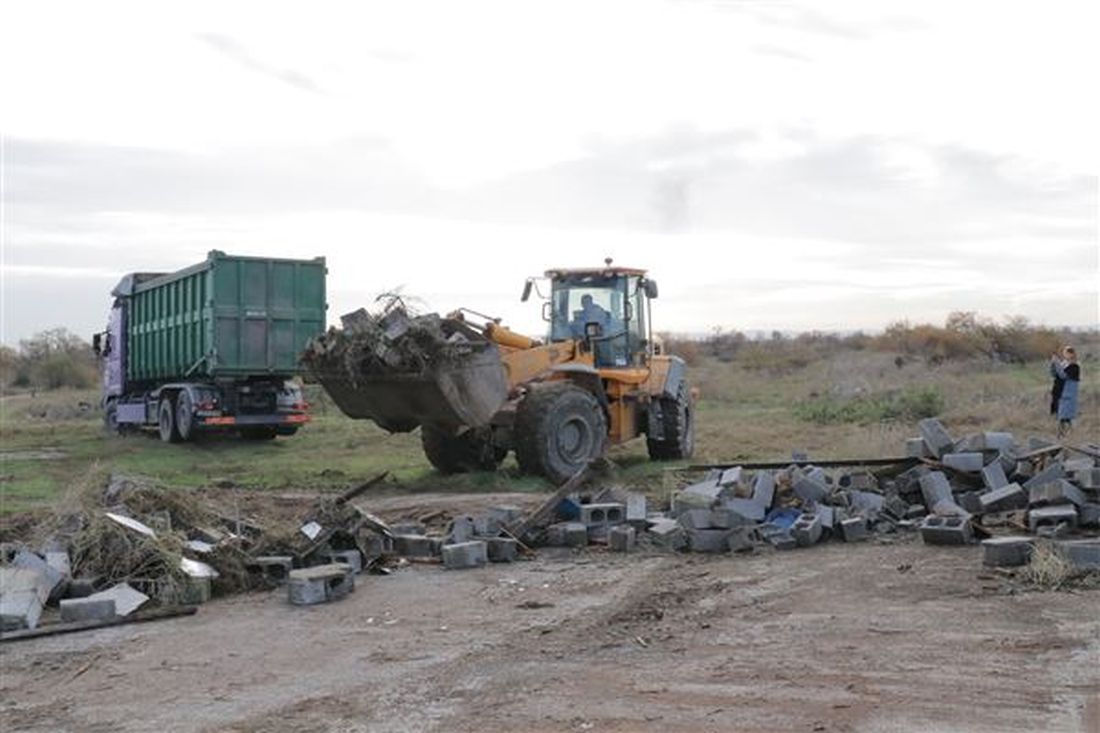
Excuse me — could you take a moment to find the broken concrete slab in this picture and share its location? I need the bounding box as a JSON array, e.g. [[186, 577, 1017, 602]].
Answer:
[[919, 418, 955, 458], [288, 564, 355, 605], [609, 525, 636, 553], [981, 536, 1034, 567], [919, 515, 973, 545], [59, 597, 117, 623], [0, 567, 51, 631], [442, 541, 489, 570], [646, 518, 686, 550], [838, 516, 869, 542], [1028, 505, 1078, 533], [717, 466, 743, 488], [979, 484, 1028, 513], [84, 583, 149, 617], [12, 550, 65, 600]]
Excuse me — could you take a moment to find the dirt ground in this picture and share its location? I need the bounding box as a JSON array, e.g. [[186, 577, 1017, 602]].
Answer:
[[2, 490, 1098, 733]]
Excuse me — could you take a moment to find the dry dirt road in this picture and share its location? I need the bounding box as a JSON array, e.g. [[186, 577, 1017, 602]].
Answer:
[[2, 530, 1098, 732]]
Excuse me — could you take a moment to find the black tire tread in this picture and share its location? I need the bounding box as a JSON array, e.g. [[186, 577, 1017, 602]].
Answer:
[[646, 381, 694, 461], [514, 382, 607, 483], [421, 426, 503, 474]]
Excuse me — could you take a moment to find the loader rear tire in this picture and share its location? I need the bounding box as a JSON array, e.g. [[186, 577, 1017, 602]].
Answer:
[[515, 382, 607, 484], [421, 426, 504, 474], [646, 381, 695, 461]]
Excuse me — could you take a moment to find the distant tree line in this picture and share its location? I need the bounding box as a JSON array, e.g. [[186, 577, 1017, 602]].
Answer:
[[0, 328, 98, 392]]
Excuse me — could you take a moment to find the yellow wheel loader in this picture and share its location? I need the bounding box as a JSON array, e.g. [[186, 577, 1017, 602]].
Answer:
[[310, 261, 694, 483]]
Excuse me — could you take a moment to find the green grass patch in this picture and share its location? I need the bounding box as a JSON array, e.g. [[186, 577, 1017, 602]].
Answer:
[[794, 387, 945, 425]]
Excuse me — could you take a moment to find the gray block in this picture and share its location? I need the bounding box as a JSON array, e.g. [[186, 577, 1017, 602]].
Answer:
[[919, 472, 954, 509], [287, 564, 355, 605], [686, 528, 732, 553], [839, 517, 868, 542], [60, 597, 117, 623], [981, 461, 1009, 490], [979, 484, 1027, 513], [1023, 463, 1065, 490], [884, 494, 910, 520], [547, 522, 588, 548], [1028, 479, 1086, 508], [765, 529, 797, 551], [1028, 505, 1078, 533], [488, 505, 523, 524], [919, 515, 973, 545], [609, 525, 636, 552], [445, 516, 477, 544], [848, 491, 884, 519], [791, 513, 823, 547], [943, 452, 984, 473], [250, 555, 294, 582], [1079, 503, 1100, 528], [12, 550, 65, 600], [718, 466, 743, 488], [1074, 468, 1100, 489], [793, 475, 828, 503], [678, 508, 714, 530], [751, 471, 776, 509], [579, 502, 625, 527], [957, 491, 983, 515], [1055, 539, 1100, 570], [625, 494, 647, 523], [906, 437, 932, 458], [681, 479, 727, 505], [981, 536, 1034, 567], [485, 537, 518, 563], [723, 498, 766, 522], [646, 518, 686, 550], [727, 527, 757, 553], [1061, 458, 1094, 473], [474, 515, 503, 537], [1, 591, 44, 631], [390, 521, 425, 535], [838, 471, 876, 490], [709, 506, 749, 529], [442, 541, 489, 570], [393, 534, 441, 558], [919, 418, 955, 458], [814, 504, 835, 529], [84, 583, 149, 617], [322, 549, 363, 574]]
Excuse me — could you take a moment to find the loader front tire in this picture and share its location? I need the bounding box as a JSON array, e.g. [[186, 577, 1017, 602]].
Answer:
[[515, 382, 607, 484], [421, 426, 504, 474], [646, 381, 695, 461]]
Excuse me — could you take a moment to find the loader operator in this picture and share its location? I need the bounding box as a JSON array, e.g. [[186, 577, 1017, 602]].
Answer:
[[574, 294, 611, 338]]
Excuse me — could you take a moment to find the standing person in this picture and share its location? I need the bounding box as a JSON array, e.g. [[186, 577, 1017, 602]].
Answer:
[[1049, 353, 1066, 418], [1050, 346, 1080, 438]]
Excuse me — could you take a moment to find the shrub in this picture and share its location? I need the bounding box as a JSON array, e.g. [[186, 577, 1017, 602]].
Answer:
[[794, 387, 945, 425]]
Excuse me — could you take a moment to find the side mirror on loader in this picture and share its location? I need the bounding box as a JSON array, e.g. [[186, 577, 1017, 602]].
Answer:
[[521, 280, 533, 302], [644, 280, 659, 299]]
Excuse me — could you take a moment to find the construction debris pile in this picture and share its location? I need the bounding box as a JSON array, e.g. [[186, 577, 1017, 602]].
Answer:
[[302, 304, 482, 380], [0, 473, 399, 635]]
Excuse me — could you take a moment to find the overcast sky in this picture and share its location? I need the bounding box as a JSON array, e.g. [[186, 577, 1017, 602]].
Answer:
[[1, 0, 1097, 345]]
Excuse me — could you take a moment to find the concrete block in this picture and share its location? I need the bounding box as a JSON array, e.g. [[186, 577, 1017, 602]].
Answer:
[[1014, 461, 1035, 481], [390, 521, 425, 535], [1079, 503, 1100, 528], [957, 491, 983, 515], [884, 494, 910, 520], [905, 504, 927, 519], [393, 534, 441, 558], [681, 479, 728, 505], [813, 504, 835, 529], [686, 528, 731, 553], [1028, 505, 1078, 533], [609, 525, 636, 552], [1027, 436, 1056, 451], [1061, 458, 1094, 473], [485, 537, 519, 563], [287, 564, 355, 605], [445, 515, 477, 544], [1028, 479, 1086, 508], [727, 527, 757, 553], [919, 515, 973, 545], [323, 549, 364, 574], [979, 484, 1027, 513], [1, 591, 44, 631], [250, 555, 294, 582], [488, 505, 523, 525], [981, 536, 1034, 567], [45, 551, 72, 578], [839, 517, 869, 542], [65, 578, 98, 598], [793, 475, 828, 503], [442, 541, 488, 570], [625, 494, 647, 523], [646, 518, 686, 550], [943, 452, 984, 473], [848, 491, 884, 519], [85, 583, 149, 617], [579, 502, 625, 527], [791, 513, 823, 547], [764, 528, 797, 551], [723, 498, 766, 522], [12, 550, 64, 600], [1055, 539, 1100, 570], [1074, 468, 1100, 489], [751, 471, 776, 508], [547, 522, 588, 548], [981, 461, 1009, 490], [1023, 463, 1065, 491], [178, 576, 211, 605], [838, 471, 876, 491], [718, 466, 743, 488], [919, 418, 955, 458], [906, 437, 932, 458], [919, 472, 954, 509], [678, 508, 714, 530], [474, 515, 503, 537]]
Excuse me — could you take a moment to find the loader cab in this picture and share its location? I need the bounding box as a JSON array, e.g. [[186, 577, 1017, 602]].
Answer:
[[538, 264, 656, 369]]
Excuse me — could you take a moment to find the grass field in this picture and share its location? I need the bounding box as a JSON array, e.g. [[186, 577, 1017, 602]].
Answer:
[[1, 348, 1096, 516]]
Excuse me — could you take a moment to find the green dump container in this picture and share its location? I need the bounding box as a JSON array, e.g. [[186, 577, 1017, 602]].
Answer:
[[123, 251, 326, 382]]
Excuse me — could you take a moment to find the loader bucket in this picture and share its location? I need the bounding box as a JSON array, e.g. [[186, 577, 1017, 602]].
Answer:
[[311, 342, 508, 433]]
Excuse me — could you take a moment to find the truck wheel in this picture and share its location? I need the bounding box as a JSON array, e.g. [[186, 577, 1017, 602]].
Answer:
[[515, 382, 607, 484], [421, 426, 504, 474], [646, 382, 695, 461], [175, 391, 195, 442], [104, 399, 122, 435], [158, 397, 182, 443]]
